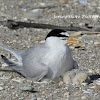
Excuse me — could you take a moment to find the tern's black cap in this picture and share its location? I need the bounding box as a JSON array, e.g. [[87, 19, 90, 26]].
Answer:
[[45, 29, 68, 40]]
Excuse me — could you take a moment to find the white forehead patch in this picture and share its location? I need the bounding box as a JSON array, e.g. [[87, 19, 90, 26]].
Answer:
[[60, 32, 69, 37]]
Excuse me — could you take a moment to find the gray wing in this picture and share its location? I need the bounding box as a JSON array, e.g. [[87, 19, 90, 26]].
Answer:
[[0, 42, 49, 81], [22, 43, 49, 81]]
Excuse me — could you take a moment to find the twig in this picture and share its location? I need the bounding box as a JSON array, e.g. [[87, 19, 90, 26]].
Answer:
[[69, 31, 100, 36], [0, 20, 89, 31], [82, 31, 100, 34]]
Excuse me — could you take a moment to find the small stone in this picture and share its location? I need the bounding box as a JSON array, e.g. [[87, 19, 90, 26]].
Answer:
[[0, 82, 4, 86], [83, 89, 91, 94], [37, 98, 42, 100], [0, 86, 3, 90], [97, 95, 100, 99], [92, 16, 98, 22], [81, 82, 88, 86], [64, 92, 70, 97], [70, 46, 75, 50], [11, 86, 14, 89], [24, 9, 43, 19], [81, 96, 86, 99], [97, 34, 100, 36], [96, 80, 100, 85], [89, 40, 94, 44], [39, 3, 46, 6], [88, 69, 94, 74], [54, 84, 60, 88], [13, 17, 17, 20], [74, 91, 80, 96], [23, 18, 28, 21], [12, 78, 24, 83], [31, 97, 37, 100], [41, 89, 46, 94], [0, 76, 10, 80], [65, 86, 69, 90], [79, 0, 88, 4], [2, 63, 8, 67], [18, 4, 29, 9], [0, 72, 3, 76], [58, 81, 64, 86], [20, 86, 34, 92], [94, 42, 100, 46], [60, 0, 69, 4], [90, 85, 100, 90]]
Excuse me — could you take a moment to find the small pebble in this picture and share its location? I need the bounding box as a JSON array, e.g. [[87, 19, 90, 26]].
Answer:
[[40, 88, 46, 94], [97, 95, 100, 99], [2, 63, 8, 67], [54, 84, 60, 88], [81, 82, 88, 86], [83, 89, 91, 94], [20, 86, 34, 92], [31, 97, 37, 100], [88, 69, 94, 74], [78, 0, 88, 4], [39, 3, 46, 6], [0, 86, 3, 91], [60, 0, 69, 4], [58, 81, 64, 86], [12, 78, 24, 83], [94, 42, 100, 46], [70, 46, 75, 50], [90, 85, 100, 90], [81, 96, 86, 99], [64, 92, 70, 97], [96, 80, 100, 85], [24, 9, 43, 19], [74, 91, 80, 96], [37, 98, 42, 100]]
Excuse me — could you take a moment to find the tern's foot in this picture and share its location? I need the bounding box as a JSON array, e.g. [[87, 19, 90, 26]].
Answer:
[[63, 69, 91, 85], [33, 78, 50, 84]]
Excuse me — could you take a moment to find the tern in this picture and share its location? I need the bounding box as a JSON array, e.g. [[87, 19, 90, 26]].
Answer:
[[0, 29, 82, 82]]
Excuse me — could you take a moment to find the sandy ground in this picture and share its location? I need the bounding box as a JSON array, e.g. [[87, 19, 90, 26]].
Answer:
[[0, 0, 100, 100]]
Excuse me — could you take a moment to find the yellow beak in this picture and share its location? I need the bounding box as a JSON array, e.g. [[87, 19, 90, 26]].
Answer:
[[65, 36, 84, 48]]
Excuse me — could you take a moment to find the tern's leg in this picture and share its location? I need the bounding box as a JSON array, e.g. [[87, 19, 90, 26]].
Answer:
[[33, 78, 50, 84]]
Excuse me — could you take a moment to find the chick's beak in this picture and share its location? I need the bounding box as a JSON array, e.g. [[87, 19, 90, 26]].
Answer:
[[65, 36, 84, 48]]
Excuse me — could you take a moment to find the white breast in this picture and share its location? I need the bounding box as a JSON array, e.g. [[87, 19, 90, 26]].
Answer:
[[43, 37, 74, 79]]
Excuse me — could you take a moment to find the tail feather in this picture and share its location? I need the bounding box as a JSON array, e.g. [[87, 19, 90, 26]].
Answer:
[[1, 55, 23, 74], [0, 42, 24, 62]]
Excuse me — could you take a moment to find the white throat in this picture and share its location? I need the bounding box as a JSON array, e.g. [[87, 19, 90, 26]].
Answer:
[[45, 37, 67, 48]]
